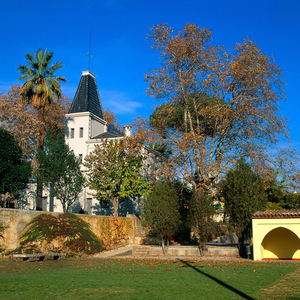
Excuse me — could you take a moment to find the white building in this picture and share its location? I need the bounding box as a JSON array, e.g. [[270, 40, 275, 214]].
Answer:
[[19, 70, 162, 216]]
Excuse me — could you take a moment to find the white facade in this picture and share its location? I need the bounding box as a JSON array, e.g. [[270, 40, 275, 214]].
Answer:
[[65, 112, 108, 164], [19, 70, 162, 216]]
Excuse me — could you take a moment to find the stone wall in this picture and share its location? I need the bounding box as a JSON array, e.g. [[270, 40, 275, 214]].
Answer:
[[0, 208, 137, 251]]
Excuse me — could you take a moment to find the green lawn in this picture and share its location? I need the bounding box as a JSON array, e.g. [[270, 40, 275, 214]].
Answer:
[[0, 258, 299, 299]]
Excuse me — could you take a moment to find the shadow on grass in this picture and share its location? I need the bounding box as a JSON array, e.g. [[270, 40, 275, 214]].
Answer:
[[178, 259, 254, 300]]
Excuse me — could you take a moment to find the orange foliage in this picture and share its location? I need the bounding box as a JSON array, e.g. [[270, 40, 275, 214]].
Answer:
[[99, 217, 132, 249], [103, 108, 117, 124], [103, 108, 123, 132], [0, 85, 70, 167], [133, 23, 297, 190], [0, 85, 37, 160]]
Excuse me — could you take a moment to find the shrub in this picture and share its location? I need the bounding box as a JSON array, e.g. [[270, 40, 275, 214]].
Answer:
[[19, 213, 103, 255]]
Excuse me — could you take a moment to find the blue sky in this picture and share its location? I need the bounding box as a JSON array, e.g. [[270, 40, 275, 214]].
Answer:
[[1, 0, 299, 150]]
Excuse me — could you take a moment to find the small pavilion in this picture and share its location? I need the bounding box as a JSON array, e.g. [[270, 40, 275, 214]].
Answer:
[[252, 210, 300, 260]]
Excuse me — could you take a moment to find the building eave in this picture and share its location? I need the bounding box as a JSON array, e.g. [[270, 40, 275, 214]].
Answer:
[[65, 112, 107, 125]]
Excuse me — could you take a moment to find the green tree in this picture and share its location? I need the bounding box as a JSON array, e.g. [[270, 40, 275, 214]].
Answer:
[[37, 132, 85, 213], [289, 192, 300, 209], [17, 49, 66, 210], [84, 138, 149, 217], [172, 181, 194, 243], [188, 190, 216, 254], [142, 181, 180, 255], [0, 128, 31, 207], [222, 158, 267, 252], [264, 168, 295, 210]]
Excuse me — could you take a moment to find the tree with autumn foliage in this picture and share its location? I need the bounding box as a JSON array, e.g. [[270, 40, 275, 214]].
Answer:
[[17, 49, 67, 210], [134, 23, 292, 191], [0, 85, 38, 160], [103, 108, 125, 136], [0, 85, 70, 162], [84, 138, 149, 217], [103, 109, 122, 128]]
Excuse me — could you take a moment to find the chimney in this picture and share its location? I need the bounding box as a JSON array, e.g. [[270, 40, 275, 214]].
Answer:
[[125, 126, 132, 137]]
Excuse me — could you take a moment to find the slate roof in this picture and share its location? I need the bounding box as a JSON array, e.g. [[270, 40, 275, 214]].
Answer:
[[68, 71, 104, 120], [252, 210, 300, 219], [92, 132, 124, 139]]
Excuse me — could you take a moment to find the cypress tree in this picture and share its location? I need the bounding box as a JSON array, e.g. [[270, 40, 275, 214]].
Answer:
[[222, 158, 267, 252]]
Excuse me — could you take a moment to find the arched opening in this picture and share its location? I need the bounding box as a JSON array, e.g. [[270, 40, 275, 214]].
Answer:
[[261, 227, 300, 260]]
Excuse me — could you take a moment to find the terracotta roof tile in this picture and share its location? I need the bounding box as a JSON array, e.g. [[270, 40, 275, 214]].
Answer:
[[252, 209, 300, 219]]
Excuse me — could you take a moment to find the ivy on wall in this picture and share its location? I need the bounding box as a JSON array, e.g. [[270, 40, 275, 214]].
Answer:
[[100, 218, 132, 248]]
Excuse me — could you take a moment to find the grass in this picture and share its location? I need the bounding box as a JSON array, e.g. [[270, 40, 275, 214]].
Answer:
[[0, 258, 299, 299]]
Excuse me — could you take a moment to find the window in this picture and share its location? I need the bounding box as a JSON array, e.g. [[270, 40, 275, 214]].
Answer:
[[70, 128, 74, 139], [79, 127, 83, 138], [78, 154, 83, 164]]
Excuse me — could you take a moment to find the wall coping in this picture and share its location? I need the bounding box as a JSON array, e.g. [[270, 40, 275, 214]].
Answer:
[[252, 209, 300, 219]]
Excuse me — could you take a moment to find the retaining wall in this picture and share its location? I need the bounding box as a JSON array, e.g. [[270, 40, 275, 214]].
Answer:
[[148, 245, 239, 256], [0, 208, 136, 251]]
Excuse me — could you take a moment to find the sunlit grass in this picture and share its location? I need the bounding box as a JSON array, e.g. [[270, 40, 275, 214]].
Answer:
[[0, 258, 299, 299]]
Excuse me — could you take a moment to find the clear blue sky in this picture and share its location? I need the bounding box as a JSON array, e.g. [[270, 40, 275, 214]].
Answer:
[[1, 0, 299, 150]]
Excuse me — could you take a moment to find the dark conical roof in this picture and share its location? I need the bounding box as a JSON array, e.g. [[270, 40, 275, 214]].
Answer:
[[68, 71, 104, 119]]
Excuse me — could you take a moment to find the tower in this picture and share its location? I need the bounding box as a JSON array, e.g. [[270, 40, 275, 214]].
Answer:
[[65, 70, 124, 214], [65, 70, 124, 162]]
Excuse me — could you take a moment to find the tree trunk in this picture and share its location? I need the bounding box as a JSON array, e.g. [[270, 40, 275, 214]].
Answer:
[[62, 202, 67, 213], [36, 106, 45, 211], [239, 227, 250, 258], [12, 193, 19, 209], [112, 198, 119, 217], [1, 193, 8, 208], [161, 236, 166, 255], [36, 177, 43, 211], [37, 106, 45, 149], [161, 236, 169, 255]]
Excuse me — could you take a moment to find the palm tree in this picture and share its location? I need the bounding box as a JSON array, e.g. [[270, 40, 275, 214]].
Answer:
[[18, 49, 66, 210]]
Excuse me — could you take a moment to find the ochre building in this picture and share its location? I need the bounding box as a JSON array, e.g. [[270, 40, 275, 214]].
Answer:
[[252, 210, 300, 260]]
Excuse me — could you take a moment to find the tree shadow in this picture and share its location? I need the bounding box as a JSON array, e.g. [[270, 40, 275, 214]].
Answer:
[[178, 259, 255, 300], [18, 187, 36, 209], [91, 198, 141, 217]]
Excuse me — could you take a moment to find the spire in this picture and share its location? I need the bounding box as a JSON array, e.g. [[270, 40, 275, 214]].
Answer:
[[87, 29, 92, 71], [68, 71, 104, 120]]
